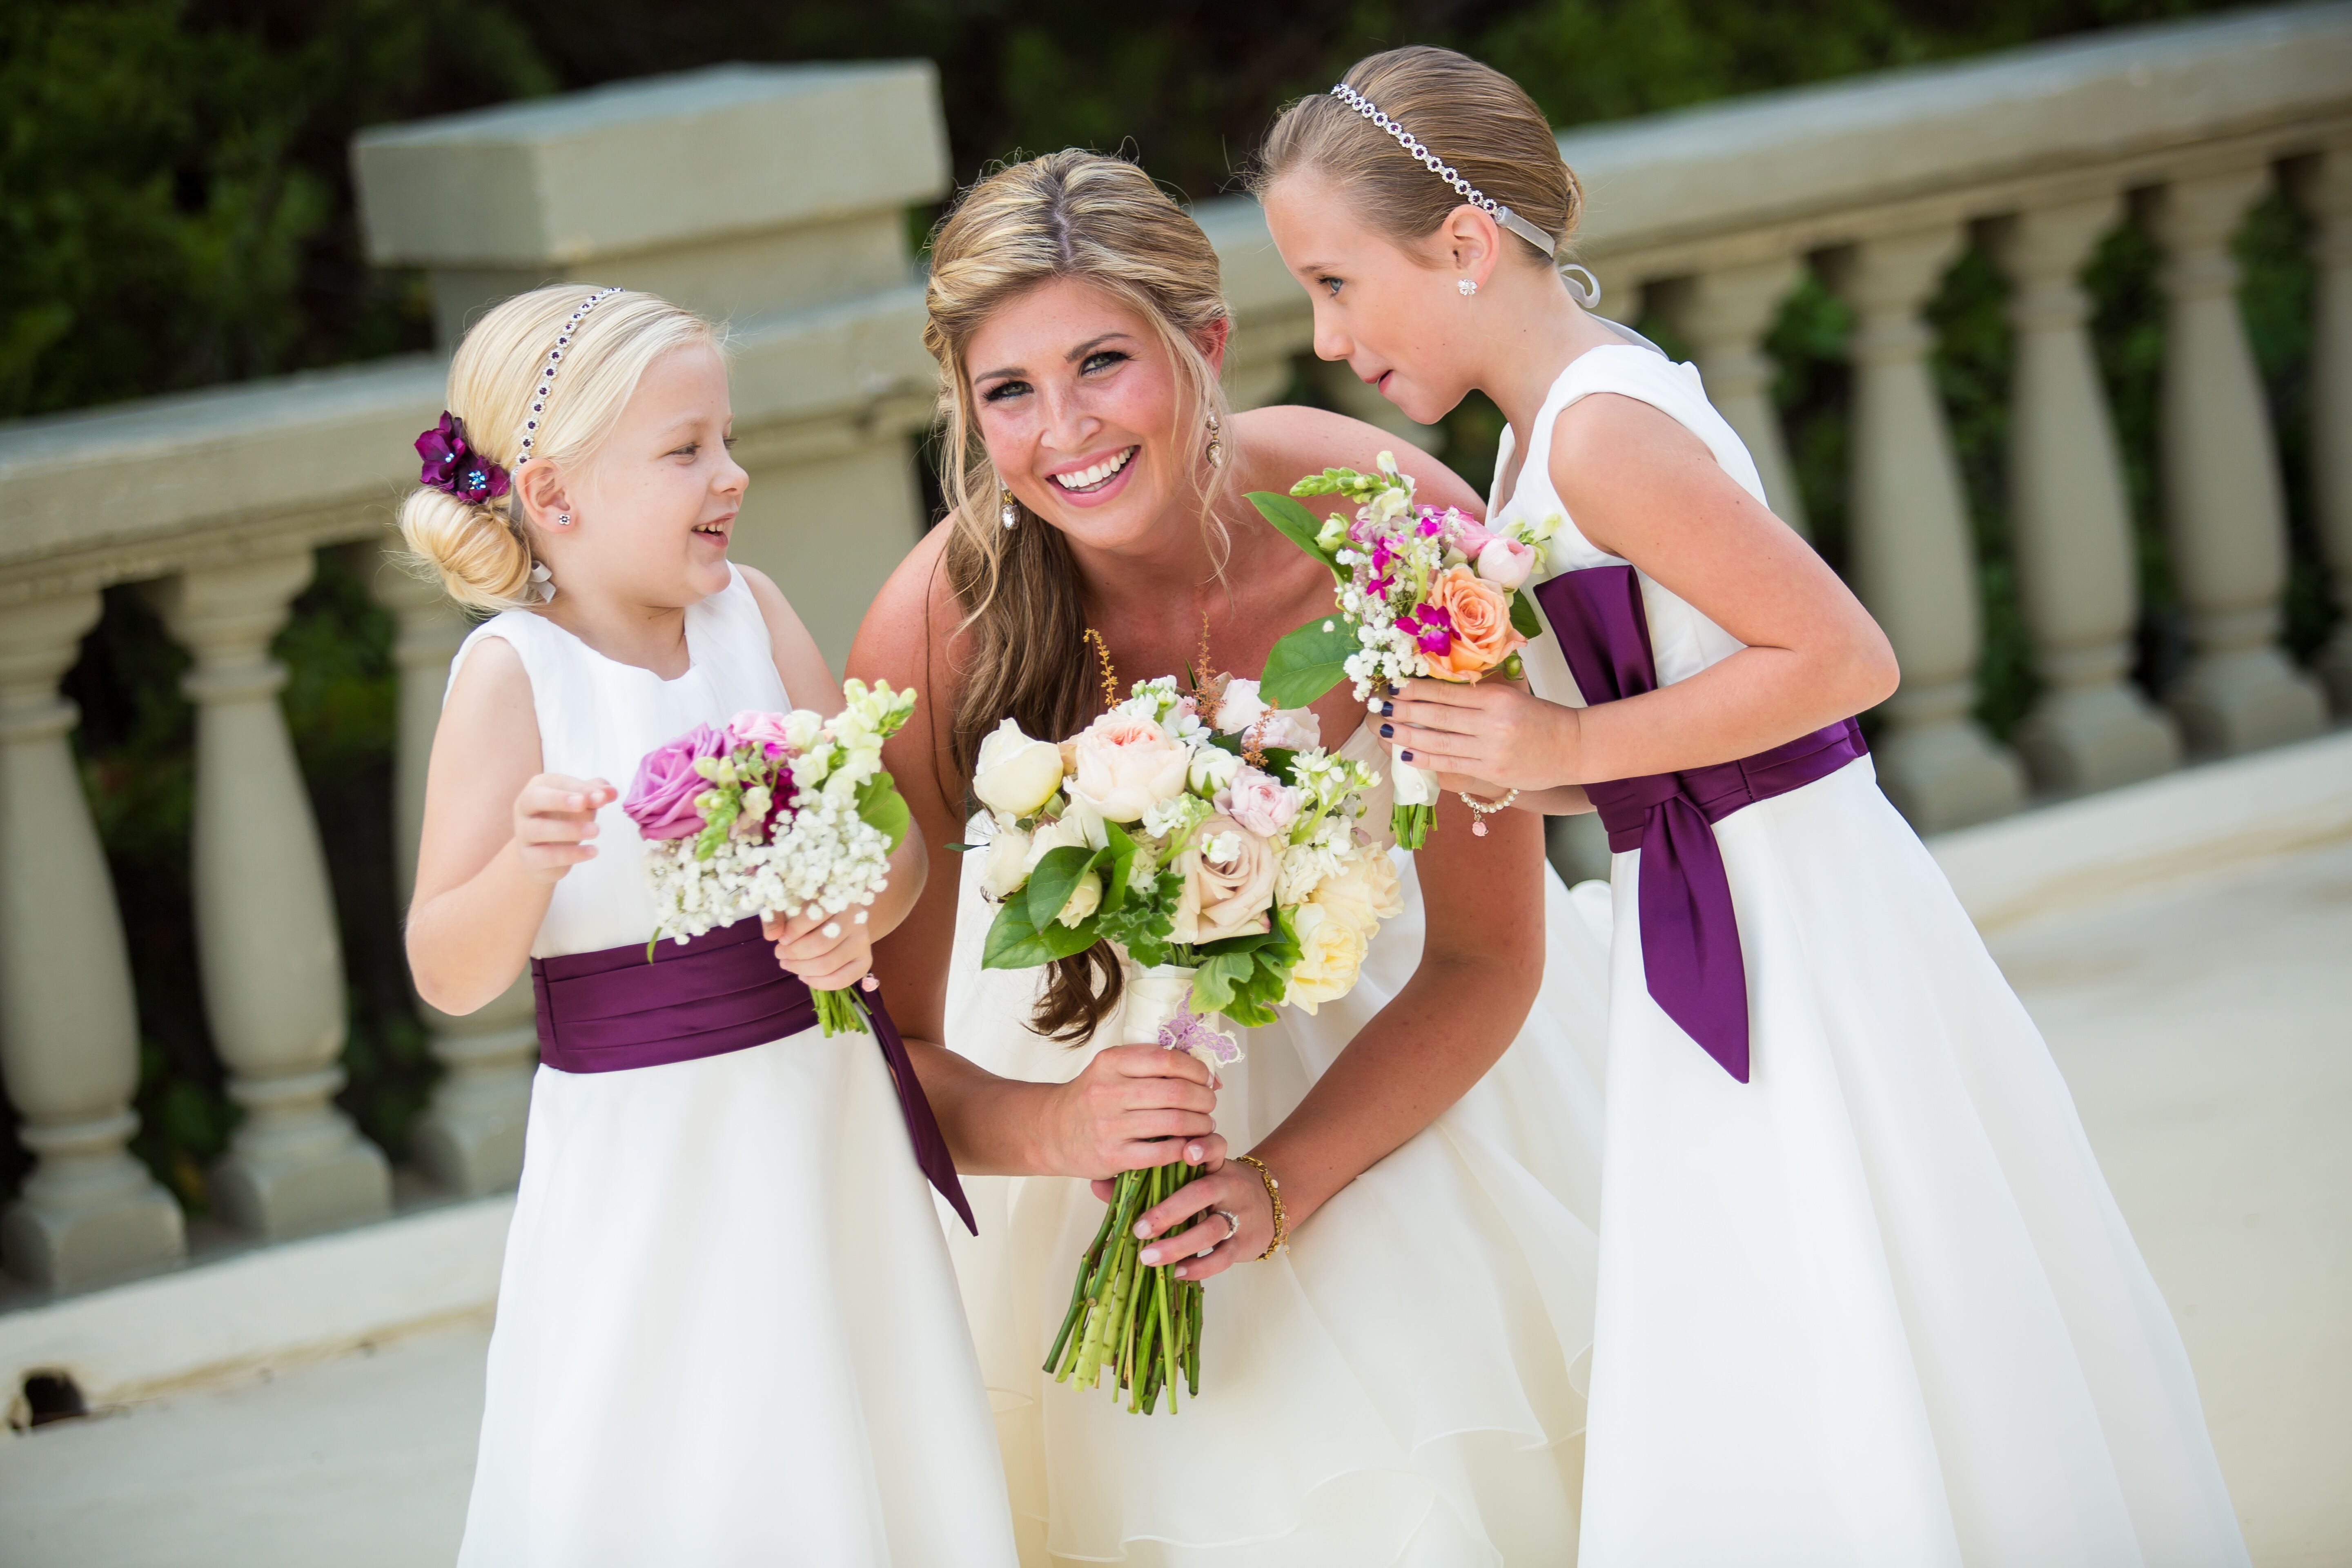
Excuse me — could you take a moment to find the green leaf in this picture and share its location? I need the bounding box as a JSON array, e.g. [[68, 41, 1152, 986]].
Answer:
[[1248, 491, 1339, 570], [855, 770, 912, 852], [1190, 950, 1256, 1015], [1260, 617, 1358, 708], [1025, 844, 1100, 932], [981, 899, 1061, 970], [1509, 590, 1543, 641]]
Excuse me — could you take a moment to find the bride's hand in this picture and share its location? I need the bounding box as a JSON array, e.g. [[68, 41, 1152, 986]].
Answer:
[[1125, 1148, 1272, 1282], [1045, 1045, 1220, 1182], [1375, 678, 1583, 793]]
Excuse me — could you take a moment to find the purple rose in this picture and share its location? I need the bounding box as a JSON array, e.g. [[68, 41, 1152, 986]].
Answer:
[[622, 724, 728, 840], [415, 412, 510, 504]]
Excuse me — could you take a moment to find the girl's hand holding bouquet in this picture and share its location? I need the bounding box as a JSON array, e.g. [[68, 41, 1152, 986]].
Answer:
[[1247, 452, 1560, 846], [622, 679, 918, 1036]]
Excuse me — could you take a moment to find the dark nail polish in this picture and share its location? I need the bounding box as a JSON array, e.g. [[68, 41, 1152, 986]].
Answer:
[[1379, 723, 1394, 738], [1400, 750, 1414, 762], [1380, 700, 1395, 716]]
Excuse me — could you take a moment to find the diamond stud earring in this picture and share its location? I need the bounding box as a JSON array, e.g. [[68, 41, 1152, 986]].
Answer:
[[999, 488, 1019, 530], [1458, 278, 1477, 296], [556, 512, 571, 527]]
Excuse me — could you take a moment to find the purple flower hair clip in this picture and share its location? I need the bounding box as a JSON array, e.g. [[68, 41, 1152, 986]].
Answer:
[[415, 412, 510, 504]]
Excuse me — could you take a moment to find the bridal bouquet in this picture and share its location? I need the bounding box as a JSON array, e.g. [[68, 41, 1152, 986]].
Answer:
[[1250, 453, 1558, 847], [622, 680, 916, 1036], [964, 674, 1399, 1411]]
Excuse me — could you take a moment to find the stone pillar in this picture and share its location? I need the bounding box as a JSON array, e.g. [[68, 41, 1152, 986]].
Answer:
[[0, 594, 185, 1287], [1659, 258, 1811, 536], [2147, 161, 2328, 753], [1992, 195, 2182, 793], [2301, 143, 2352, 712], [149, 555, 390, 1238], [367, 553, 535, 1196], [1827, 227, 2026, 831]]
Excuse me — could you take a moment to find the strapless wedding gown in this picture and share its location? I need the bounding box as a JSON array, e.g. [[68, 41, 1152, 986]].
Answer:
[[1496, 345, 2247, 1566], [942, 718, 1615, 1566], [452, 566, 1014, 1567]]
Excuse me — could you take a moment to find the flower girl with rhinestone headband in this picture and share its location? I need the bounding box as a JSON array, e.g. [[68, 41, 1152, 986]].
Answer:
[[400, 283, 1014, 1565], [1254, 46, 2249, 1567]]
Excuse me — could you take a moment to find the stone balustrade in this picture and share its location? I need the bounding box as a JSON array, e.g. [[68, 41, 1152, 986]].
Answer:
[[0, 8, 2346, 1293]]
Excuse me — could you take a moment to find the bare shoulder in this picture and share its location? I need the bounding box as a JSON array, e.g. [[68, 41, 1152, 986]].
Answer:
[[442, 628, 529, 715], [1236, 403, 1482, 515], [1549, 391, 1716, 503]]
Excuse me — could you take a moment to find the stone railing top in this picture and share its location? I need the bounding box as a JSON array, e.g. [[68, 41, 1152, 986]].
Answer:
[[354, 62, 951, 269], [1558, 2, 2352, 256]]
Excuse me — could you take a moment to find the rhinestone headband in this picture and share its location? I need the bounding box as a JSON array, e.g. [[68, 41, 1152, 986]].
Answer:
[[514, 287, 627, 467], [1327, 84, 1559, 258]]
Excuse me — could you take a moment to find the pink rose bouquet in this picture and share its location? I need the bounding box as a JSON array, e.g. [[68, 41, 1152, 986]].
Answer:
[[961, 673, 1397, 1414], [1250, 453, 1560, 847], [621, 681, 916, 1036]]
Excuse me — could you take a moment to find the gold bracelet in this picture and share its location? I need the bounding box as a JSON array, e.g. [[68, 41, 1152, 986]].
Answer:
[[1233, 1154, 1288, 1260]]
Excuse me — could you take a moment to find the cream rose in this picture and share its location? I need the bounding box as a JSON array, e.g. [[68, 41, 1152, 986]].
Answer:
[[1307, 846, 1404, 936], [972, 717, 1065, 817], [978, 819, 1033, 899], [1285, 901, 1369, 1014], [1069, 712, 1192, 823], [1215, 678, 1267, 736], [1170, 814, 1278, 944], [1055, 871, 1103, 927]]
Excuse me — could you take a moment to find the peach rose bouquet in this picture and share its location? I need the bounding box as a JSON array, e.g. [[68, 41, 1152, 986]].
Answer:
[[959, 673, 1398, 1413], [1249, 452, 1559, 846]]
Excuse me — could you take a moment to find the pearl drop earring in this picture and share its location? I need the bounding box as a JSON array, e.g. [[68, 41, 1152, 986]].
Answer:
[[1458, 278, 1477, 297], [999, 488, 1019, 530], [1205, 410, 1225, 468]]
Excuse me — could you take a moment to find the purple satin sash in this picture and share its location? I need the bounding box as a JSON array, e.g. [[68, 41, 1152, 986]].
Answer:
[[1532, 566, 1867, 1083], [531, 918, 976, 1232]]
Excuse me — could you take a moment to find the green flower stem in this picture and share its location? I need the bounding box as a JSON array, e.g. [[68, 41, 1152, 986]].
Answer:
[[811, 985, 869, 1038], [1392, 803, 1433, 850]]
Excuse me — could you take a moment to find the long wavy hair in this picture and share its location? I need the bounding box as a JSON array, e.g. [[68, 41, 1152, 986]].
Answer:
[[923, 149, 1233, 1040]]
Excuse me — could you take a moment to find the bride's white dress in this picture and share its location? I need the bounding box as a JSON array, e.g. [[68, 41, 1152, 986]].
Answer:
[[453, 566, 1015, 1567], [942, 719, 1615, 1566], [1495, 344, 2248, 1566]]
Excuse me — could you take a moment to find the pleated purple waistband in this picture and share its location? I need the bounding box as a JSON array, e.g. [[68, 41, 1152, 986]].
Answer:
[[1533, 565, 1868, 1085], [530, 919, 976, 1232]]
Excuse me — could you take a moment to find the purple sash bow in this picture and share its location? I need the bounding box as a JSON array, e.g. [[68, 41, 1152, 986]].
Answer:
[[1532, 566, 1866, 1082], [531, 919, 976, 1232]]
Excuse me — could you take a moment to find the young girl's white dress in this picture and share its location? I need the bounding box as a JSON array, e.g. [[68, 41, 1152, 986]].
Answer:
[[942, 718, 1617, 1566], [1494, 345, 2248, 1567], [452, 566, 1016, 1567]]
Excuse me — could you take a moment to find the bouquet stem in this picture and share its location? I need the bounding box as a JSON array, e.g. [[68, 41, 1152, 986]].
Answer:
[[811, 985, 870, 1038], [1392, 802, 1434, 850], [1045, 1156, 1205, 1412]]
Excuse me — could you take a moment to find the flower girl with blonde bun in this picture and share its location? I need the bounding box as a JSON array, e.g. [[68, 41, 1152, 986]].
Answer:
[[400, 283, 1014, 1566], [1256, 45, 2249, 1568]]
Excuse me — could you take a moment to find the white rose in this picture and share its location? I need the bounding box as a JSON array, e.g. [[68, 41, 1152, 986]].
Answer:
[[1216, 678, 1267, 736], [1277, 840, 1340, 907], [972, 717, 1066, 817], [1056, 871, 1103, 927], [1188, 744, 1242, 795], [978, 819, 1033, 899]]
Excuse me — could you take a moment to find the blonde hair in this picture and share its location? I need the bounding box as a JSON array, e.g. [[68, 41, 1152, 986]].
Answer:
[[922, 149, 1232, 1040], [1251, 46, 1581, 265], [398, 284, 719, 611]]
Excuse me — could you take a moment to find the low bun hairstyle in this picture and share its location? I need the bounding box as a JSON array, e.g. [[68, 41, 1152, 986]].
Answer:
[[399, 283, 719, 612], [923, 150, 1234, 1043], [1251, 45, 1581, 264]]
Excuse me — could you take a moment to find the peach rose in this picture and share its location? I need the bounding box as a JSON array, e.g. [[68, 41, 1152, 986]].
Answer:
[[1424, 564, 1526, 679], [1069, 712, 1191, 823], [1170, 815, 1278, 944]]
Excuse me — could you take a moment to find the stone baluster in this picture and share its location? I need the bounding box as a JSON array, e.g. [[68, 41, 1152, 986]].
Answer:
[[1827, 226, 2026, 831], [1659, 258, 1811, 536], [2147, 160, 2327, 753], [2300, 142, 2352, 712], [1992, 194, 2182, 792], [0, 593, 185, 1287], [149, 555, 390, 1237], [367, 552, 535, 1195]]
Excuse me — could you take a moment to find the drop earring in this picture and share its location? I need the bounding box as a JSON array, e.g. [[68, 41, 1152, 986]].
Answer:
[[1457, 278, 1477, 297], [1205, 411, 1225, 468], [999, 488, 1019, 530]]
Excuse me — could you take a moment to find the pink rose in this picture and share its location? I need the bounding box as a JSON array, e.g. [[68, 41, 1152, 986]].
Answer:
[[622, 724, 728, 840], [1170, 815, 1278, 944], [1475, 536, 1535, 590], [1443, 508, 1495, 557], [1069, 712, 1192, 823], [1252, 707, 1321, 752], [1218, 766, 1301, 838], [728, 709, 794, 757]]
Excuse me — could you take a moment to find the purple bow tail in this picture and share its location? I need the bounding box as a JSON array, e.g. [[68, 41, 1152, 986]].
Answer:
[[1635, 795, 1751, 1082]]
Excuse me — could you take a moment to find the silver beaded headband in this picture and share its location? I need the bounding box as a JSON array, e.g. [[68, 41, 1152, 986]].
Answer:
[[514, 287, 627, 468], [1327, 84, 1559, 259]]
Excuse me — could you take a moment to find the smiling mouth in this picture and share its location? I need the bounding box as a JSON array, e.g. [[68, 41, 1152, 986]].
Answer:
[[692, 518, 731, 542], [1050, 446, 1138, 493]]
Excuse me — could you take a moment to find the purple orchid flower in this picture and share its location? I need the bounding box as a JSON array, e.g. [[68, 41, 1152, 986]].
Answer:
[[415, 412, 510, 504]]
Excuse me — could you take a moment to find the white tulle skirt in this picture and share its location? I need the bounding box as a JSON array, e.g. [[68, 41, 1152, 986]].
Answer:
[[459, 1025, 1017, 1568], [942, 846, 1615, 1566], [1577, 757, 2247, 1567]]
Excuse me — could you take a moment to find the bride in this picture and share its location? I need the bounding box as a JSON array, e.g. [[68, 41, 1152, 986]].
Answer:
[[853, 149, 1612, 1565]]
